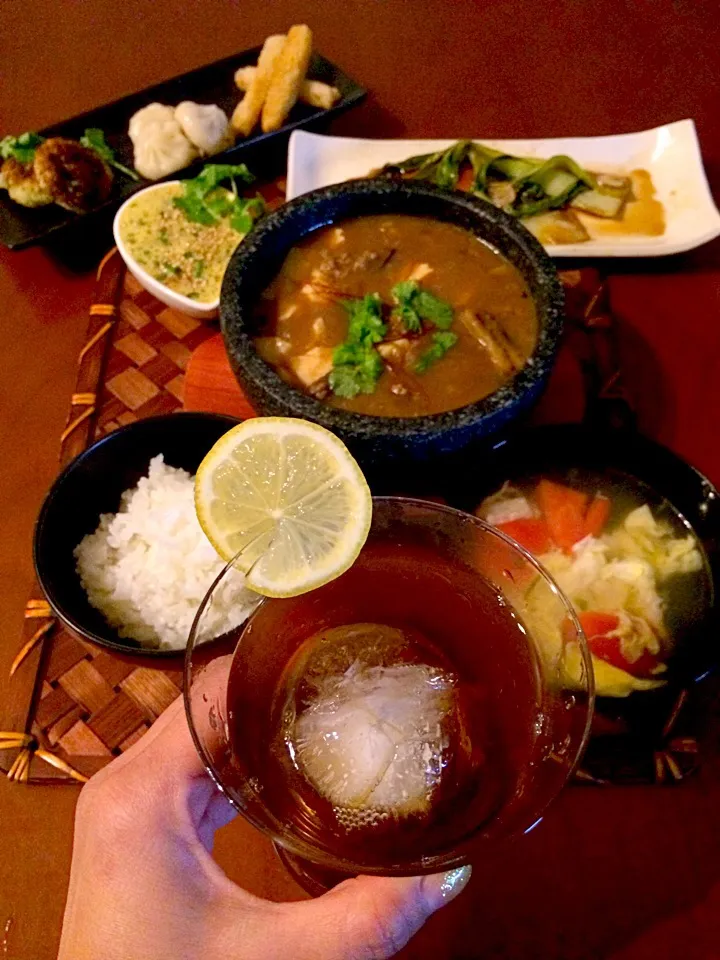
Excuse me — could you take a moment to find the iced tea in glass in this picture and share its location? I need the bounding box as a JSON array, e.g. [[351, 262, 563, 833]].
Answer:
[[185, 498, 593, 889]]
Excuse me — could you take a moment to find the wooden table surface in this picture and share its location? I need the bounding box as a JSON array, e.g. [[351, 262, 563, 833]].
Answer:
[[3, 1, 720, 957]]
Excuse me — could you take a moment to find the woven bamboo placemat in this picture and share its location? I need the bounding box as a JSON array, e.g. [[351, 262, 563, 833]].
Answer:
[[1, 180, 286, 784]]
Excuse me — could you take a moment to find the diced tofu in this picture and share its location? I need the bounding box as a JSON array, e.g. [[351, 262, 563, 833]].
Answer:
[[312, 316, 327, 338], [331, 227, 345, 246], [407, 262, 433, 282], [288, 346, 335, 386], [279, 302, 298, 320], [301, 283, 326, 303]]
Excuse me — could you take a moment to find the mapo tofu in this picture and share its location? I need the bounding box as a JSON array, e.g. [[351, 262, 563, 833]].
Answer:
[[253, 214, 538, 417]]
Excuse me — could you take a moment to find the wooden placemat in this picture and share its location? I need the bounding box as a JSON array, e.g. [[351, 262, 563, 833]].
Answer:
[[1, 180, 285, 784]]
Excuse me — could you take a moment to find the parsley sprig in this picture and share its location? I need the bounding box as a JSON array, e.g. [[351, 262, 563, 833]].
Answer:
[[172, 164, 265, 234]]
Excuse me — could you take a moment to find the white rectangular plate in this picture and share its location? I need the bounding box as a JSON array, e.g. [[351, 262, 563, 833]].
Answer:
[[287, 120, 720, 258]]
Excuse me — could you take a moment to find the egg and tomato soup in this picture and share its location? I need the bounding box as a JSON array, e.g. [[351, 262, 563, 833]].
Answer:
[[119, 183, 242, 303], [252, 214, 538, 417]]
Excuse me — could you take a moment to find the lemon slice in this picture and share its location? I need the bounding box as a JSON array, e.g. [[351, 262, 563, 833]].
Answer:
[[195, 417, 372, 598]]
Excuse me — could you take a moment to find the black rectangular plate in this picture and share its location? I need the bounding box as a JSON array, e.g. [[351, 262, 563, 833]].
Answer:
[[0, 48, 366, 250]]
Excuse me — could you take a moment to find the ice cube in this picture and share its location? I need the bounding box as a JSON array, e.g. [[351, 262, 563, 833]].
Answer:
[[293, 661, 455, 817]]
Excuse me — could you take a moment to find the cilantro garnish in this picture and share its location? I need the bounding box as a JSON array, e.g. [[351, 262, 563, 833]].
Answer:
[[345, 293, 387, 345], [173, 164, 264, 234], [415, 331, 458, 373], [329, 285, 457, 397], [329, 294, 388, 398], [0, 131, 45, 164], [230, 195, 266, 234], [390, 280, 423, 333], [390, 280, 453, 332], [79, 128, 139, 180], [329, 342, 385, 398]]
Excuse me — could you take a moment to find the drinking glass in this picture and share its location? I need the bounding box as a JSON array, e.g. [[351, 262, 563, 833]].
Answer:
[[184, 498, 594, 893]]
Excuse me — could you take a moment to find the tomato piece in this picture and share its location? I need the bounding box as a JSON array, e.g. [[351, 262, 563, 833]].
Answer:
[[495, 518, 553, 555], [578, 611, 659, 678], [578, 611, 620, 639], [535, 479, 589, 552], [584, 495, 611, 538], [588, 634, 659, 678]]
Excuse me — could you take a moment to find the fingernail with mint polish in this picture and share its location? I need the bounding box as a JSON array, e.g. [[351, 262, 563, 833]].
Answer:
[[425, 865, 472, 910], [439, 865, 472, 902]]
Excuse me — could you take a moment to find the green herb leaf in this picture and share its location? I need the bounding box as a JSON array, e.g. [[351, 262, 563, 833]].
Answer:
[[344, 293, 387, 345], [391, 280, 423, 333], [328, 294, 387, 399], [413, 290, 454, 329], [204, 190, 235, 219], [329, 342, 384, 398], [0, 131, 45, 164], [193, 259, 205, 278], [190, 164, 255, 191], [79, 128, 113, 162], [79, 128, 139, 180], [415, 331, 458, 373], [173, 192, 217, 225], [173, 164, 264, 233], [390, 280, 453, 332], [229, 195, 266, 234]]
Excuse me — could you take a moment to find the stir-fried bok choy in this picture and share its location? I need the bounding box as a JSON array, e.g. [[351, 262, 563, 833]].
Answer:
[[378, 140, 635, 244]]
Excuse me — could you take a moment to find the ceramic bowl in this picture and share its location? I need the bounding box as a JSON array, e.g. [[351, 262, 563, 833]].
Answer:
[[220, 178, 564, 470], [113, 182, 220, 320], [445, 422, 720, 783], [34, 413, 239, 657]]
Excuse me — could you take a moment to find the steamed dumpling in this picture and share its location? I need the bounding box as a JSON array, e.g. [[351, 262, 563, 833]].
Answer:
[[132, 123, 197, 180], [128, 103, 176, 142], [129, 107, 198, 180], [174, 101, 232, 156]]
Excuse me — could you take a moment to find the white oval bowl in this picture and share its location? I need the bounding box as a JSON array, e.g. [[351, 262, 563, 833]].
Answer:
[[113, 181, 221, 320]]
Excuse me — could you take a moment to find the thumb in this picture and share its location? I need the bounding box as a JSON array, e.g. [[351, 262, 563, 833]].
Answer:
[[284, 867, 472, 960]]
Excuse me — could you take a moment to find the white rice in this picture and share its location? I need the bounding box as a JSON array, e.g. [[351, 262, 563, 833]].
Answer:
[[74, 455, 260, 650]]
